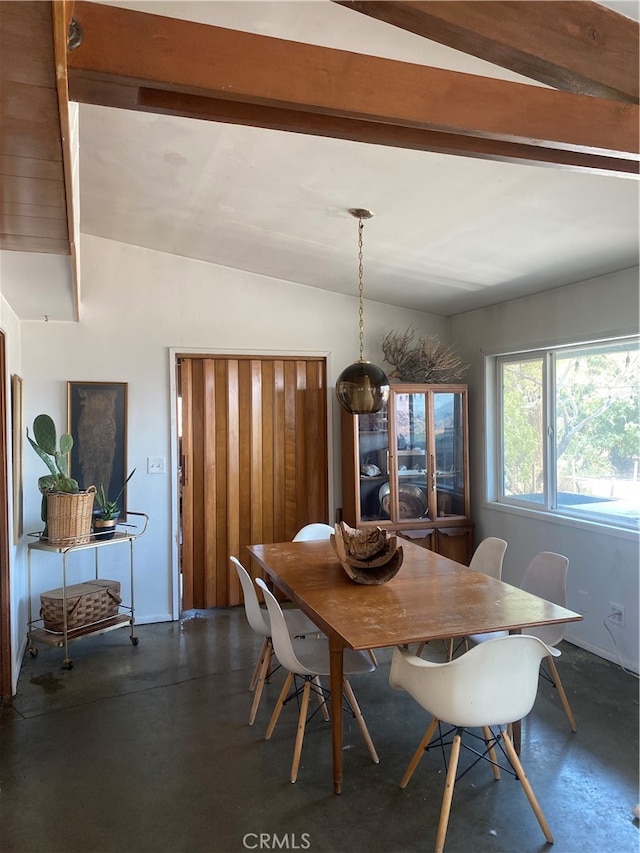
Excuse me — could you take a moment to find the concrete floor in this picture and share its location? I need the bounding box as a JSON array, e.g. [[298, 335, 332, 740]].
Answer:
[[1, 608, 638, 853]]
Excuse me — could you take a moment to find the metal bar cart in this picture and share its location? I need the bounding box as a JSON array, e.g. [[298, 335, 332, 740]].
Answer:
[[27, 511, 149, 669]]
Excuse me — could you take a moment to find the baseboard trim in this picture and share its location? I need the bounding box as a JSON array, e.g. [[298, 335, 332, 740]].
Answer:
[[564, 633, 639, 676], [134, 613, 173, 625]]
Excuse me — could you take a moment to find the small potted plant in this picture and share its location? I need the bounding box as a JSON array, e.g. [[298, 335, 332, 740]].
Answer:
[[94, 468, 136, 539], [27, 413, 95, 544]]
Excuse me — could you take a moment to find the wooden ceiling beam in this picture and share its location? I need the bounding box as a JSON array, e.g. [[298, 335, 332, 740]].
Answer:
[[333, 1, 639, 104], [141, 88, 638, 177], [65, 2, 638, 177], [52, 0, 81, 321], [65, 76, 637, 175]]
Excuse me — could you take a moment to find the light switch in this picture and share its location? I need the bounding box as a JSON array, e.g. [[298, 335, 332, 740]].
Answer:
[[147, 456, 166, 474]]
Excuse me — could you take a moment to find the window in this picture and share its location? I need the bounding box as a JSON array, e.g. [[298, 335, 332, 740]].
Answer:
[[493, 337, 639, 530]]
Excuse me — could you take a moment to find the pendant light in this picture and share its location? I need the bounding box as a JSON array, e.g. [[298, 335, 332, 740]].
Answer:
[[335, 209, 390, 415]]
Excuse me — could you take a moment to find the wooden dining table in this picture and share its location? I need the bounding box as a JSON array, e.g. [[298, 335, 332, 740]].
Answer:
[[247, 537, 582, 794]]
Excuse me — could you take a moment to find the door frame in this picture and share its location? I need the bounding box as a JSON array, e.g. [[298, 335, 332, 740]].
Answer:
[[168, 347, 335, 617], [0, 331, 13, 700]]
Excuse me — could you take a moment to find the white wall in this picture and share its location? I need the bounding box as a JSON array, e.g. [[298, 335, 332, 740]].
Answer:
[[12, 235, 445, 690], [9, 237, 638, 689], [449, 267, 640, 673]]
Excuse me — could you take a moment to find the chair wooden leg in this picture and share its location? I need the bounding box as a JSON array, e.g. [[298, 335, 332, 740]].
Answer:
[[415, 642, 427, 657], [367, 649, 378, 666], [313, 675, 330, 721], [290, 679, 311, 783], [265, 671, 294, 740], [400, 716, 440, 789], [546, 654, 577, 732], [500, 730, 554, 844], [342, 678, 379, 764], [249, 641, 272, 726], [249, 637, 269, 692], [249, 637, 269, 693], [435, 732, 462, 853], [482, 726, 501, 780], [265, 673, 325, 782]]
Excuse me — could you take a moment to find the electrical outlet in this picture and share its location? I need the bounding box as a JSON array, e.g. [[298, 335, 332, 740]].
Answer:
[[608, 602, 625, 626], [578, 590, 589, 614]]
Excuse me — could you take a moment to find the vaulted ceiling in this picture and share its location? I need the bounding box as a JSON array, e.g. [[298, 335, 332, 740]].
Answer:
[[1, 0, 638, 321]]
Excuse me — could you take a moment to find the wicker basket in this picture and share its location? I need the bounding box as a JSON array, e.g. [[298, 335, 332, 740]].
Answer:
[[40, 579, 122, 632], [46, 486, 96, 546]]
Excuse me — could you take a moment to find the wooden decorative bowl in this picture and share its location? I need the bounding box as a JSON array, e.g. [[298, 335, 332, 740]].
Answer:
[[331, 521, 404, 585]]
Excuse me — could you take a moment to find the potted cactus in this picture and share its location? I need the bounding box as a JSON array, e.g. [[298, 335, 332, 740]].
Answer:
[[93, 468, 136, 539], [27, 414, 95, 545]]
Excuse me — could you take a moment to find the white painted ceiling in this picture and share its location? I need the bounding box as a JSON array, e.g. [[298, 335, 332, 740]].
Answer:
[[24, 1, 640, 319]]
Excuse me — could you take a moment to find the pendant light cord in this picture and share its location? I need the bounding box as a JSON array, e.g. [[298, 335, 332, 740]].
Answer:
[[357, 216, 365, 363]]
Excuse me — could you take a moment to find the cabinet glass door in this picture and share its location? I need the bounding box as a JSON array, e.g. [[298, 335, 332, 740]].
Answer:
[[356, 410, 390, 522], [392, 392, 429, 522], [433, 390, 467, 518]]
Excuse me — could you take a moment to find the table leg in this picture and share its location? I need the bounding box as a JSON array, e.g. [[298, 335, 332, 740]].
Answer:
[[512, 719, 521, 754], [329, 634, 344, 794]]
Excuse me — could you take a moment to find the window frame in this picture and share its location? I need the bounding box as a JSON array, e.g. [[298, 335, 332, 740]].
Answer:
[[488, 333, 639, 534]]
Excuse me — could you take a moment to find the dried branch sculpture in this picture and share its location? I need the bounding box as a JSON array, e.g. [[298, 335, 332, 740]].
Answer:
[[381, 328, 469, 383]]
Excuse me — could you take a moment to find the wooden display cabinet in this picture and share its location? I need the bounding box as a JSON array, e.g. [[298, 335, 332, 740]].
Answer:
[[340, 384, 472, 564]]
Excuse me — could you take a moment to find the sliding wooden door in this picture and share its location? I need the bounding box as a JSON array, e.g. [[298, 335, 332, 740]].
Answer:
[[179, 355, 328, 608]]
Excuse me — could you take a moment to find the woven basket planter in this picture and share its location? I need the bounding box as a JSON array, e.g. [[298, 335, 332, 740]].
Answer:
[[46, 486, 96, 546], [40, 579, 122, 632]]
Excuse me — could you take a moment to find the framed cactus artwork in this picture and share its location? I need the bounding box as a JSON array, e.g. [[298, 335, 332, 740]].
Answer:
[[67, 382, 129, 519]]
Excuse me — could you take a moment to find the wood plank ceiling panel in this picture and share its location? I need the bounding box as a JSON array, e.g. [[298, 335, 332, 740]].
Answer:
[[0, 1, 70, 254]]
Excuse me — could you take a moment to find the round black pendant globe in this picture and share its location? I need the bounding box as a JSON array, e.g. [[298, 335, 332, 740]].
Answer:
[[336, 361, 390, 415]]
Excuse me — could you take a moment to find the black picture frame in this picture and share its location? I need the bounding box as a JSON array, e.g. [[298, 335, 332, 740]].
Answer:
[[68, 382, 129, 518]]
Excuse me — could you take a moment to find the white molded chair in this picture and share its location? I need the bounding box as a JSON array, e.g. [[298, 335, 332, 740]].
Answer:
[[468, 536, 508, 579], [230, 556, 321, 725], [293, 521, 377, 665], [468, 551, 576, 732], [256, 577, 379, 783], [292, 523, 334, 541], [416, 537, 508, 659], [390, 636, 559, 853]]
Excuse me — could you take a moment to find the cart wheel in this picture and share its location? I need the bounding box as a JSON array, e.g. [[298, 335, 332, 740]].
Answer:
[[29, 647, 38, 657], [63, 659, 73, 670], [131, 636, 139, 646]]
